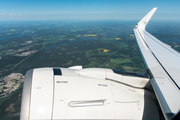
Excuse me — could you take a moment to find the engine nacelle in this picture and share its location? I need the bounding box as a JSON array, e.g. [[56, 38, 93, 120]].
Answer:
[[20, 67, 159, 120]]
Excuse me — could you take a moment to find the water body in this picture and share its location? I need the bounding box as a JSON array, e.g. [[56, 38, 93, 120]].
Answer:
[[161, 39, 180, 43], [0, 33, 35, 40], [45, 37, 93, 50]]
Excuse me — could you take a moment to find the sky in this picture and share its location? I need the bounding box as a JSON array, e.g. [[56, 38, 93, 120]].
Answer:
[[0, 0, 180, 21]]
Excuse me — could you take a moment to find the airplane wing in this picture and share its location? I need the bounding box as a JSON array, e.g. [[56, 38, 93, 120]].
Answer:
[[134, 8, 180, 120]]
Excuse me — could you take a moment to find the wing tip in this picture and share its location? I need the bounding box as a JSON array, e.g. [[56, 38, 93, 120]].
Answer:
[[135, 7, 157, 30]]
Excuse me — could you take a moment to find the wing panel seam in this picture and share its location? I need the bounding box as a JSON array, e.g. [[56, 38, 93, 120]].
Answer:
[[143, 30, 180, 57], [136, 28, 180, 90]]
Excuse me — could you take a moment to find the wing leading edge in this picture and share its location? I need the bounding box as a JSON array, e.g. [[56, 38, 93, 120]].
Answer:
[[134, 8, 180, 120]]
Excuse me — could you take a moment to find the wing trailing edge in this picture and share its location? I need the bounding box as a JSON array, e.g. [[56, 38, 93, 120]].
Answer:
[[134, 8, 180, 120]]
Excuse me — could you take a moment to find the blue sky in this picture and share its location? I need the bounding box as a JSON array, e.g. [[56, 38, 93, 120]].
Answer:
[[0, 0, 180, 21]]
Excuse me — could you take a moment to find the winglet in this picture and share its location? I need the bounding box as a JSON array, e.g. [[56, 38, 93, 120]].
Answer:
[[135, 7, 157, 30]]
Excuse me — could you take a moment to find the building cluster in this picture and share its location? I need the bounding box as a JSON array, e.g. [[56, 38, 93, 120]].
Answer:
[[0, 73, 24, 98], [0, 41, 39, 58], [15, 50, 37, 56]]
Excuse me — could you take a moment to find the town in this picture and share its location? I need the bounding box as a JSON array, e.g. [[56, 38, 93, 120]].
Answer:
[[0, 73, 24, 98]]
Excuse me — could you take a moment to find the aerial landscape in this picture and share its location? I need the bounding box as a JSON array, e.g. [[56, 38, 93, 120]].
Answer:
[[0, 0, 180, 120], [0, 19, 180, 120]]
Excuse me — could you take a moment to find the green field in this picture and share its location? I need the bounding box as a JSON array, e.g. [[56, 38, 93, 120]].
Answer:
[[110, 58, 131, 64]]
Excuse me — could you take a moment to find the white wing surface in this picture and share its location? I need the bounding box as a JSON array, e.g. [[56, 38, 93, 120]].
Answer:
[[134, 8, 180, 120]]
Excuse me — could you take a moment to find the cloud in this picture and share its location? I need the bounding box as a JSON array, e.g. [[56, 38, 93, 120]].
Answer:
[[2, 13, 4, 16], [9, 14, 12, 16]]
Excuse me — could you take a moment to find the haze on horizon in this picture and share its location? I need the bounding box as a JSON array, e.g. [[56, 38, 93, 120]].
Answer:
[[0, 0, 180, 21]]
